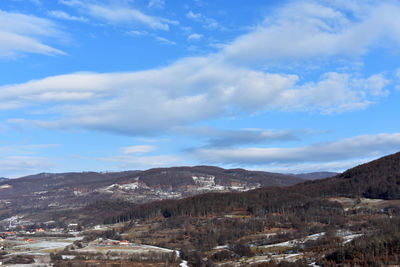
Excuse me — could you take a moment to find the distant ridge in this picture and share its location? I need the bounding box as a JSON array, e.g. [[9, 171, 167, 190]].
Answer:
[[133, 165, 305, 187], [115, 152, 400, 222], [293, 171, 337, 180], [0, 166, 304, 223]]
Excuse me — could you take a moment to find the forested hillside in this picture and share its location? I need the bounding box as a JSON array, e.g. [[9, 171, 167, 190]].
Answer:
[[0, 166, 304, 224], [105, 152, 400, 223], [85, 153, 400, 266]]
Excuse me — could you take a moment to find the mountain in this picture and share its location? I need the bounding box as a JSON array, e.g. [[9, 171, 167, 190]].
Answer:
[[2, 154, 400, 266], [91, 152, 400, 266], [114, 152, 400, 223], [295, 151, 400, 199], [293, 171, 337, 180], [0, 166, 305, 223]]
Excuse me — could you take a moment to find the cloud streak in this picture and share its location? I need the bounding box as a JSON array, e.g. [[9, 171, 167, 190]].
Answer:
[[191, 133, 400, 166], [0, 58, 390, 134], [60, 0, 177, 30], [0, 143, 58, 177], [97, 154, 182, 169], [48, 10, 88, 22], [121, 145, 156, 154], [186, 11, 219, 29], [0, 9, 64, 57], [0, 156, 52, 178], [179, 127, 299, 147], [2, 1, 398, 135], [222, 1, 400, 65]]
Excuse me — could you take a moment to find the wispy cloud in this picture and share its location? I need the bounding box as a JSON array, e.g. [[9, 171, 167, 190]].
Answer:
[[1, 61, 390, 134], [121, 145, 156, 154], [148, 0, 165, 9], [186, 10, 219, 29], [0, 1, 398, 137], [60, 0, 177, 30], [0, 143, 60, 155], [187, 33, 203, 41], [222, 1, 400, 65], [97, 154, 182, 169], [0, 143, 58, 177], [0, 156, 53, 178], [48, 10, 88, 22], [254, 159, 370, 174], [395, 68, 400, 90], [127, 30, 148, 36], [178, 127, 299, 147], [191, 133, 400, 167], [0, 9, 64, 57], [155, 36, 176, 45]]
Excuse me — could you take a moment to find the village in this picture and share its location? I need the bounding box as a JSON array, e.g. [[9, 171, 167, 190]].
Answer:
[[0, 220, 188, 266]]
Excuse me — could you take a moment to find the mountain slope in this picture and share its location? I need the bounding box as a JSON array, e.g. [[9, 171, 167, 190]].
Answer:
[[32, 152, 400, 267], [294, 171, 337, 180], [114, 152, 400, 222], [295, 151, 400, 199], [0, 166, 304, 223]]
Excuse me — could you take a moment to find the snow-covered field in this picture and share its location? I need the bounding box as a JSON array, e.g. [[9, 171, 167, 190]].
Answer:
[[16, 239, 74, 251], [260, 232, 326, 249]]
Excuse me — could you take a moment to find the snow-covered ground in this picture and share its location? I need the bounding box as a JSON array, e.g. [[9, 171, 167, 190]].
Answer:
[[192, 175, 260, 192], [16, 240, 74, 250], [243, 253, 303, 264], [260, 232, 326, 249]]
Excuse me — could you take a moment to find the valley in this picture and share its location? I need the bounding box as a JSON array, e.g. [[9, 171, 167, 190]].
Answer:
[[0, 153, 399, 266]]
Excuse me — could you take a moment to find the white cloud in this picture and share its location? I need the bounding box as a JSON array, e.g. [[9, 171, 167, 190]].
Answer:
[[178, 127, 299, 147], [186, 11, 219, 29], [187, 11, 202, 20], [395, 69, 400, 90], [155, 36, 176, 45], [0, 9, 64, 57], [127, 30, 148, 36], [48, 10, 88, 22], [191, 133, 400, 166], [0, 1, 397, 135], [0, 156, 53, 178], [222, 1, 400, 65], [0, 144, 60, 157], [254, 159, 371, 174], [97, 154, 182, 169], [0, 143, 58, 177], [148, 0, 165, 9], [121, 145, 156, 154], [60, 0, 176, 30], [187, 33, 203, 41], [396, 69, 400, 79], [278, 72, 389, 114], [0, 60, 389, 134]]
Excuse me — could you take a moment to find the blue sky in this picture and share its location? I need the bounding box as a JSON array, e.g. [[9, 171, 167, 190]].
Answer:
[[1, 0, 400, 178]]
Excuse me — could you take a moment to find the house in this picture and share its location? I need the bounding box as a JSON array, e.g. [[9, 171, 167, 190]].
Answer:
[[119, 240, 129, 246]]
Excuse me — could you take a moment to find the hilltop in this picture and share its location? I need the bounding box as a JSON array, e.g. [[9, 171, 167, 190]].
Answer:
[[90, 152, 400, 266], [0, 166, 305, 225]]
